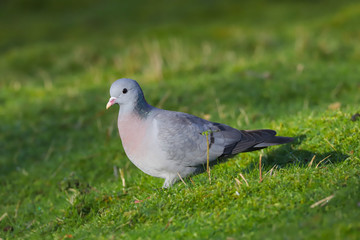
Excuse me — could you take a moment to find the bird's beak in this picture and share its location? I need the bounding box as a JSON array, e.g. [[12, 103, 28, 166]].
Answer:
[[106, 97, 117, 109]]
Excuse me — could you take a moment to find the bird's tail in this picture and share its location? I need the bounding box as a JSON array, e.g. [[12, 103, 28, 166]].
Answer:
[[229, 129, 293, 155]]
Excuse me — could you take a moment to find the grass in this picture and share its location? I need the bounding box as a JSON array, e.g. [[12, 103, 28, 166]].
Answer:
[[1, 0, 360, 239]]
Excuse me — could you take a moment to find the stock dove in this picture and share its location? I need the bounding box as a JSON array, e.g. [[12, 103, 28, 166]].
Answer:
[[106, 78, 293, 187]]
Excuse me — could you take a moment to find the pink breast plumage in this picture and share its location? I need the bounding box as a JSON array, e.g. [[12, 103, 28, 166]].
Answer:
[[117, 115, 148, 160]]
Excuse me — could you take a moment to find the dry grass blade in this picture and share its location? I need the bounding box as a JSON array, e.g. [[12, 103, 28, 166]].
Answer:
[[265, 164, 277, 176], [307, 155, 316, 168], [113, 165, 119, 179], [206, 133, 211, 184], [165, 216, 174, 230], [119, 168, 126, 194], [0, 212, 8, 222], [202, 130, 212, 184], [14, 201, 20, 219], [234, 178, 242, 187], [65, 189, 79, 205], [324, 138, 337, 151], [26, 219, 36, 229], [315, 155, 331, 168], [177, 172, 187, 186], [259, 154, 263, 183], [44, 142, 54, 162], [239, 108, 249, 125], [239, 173, 249, 186], [310, 194, 335, 208], [189, 177, 195, 186]]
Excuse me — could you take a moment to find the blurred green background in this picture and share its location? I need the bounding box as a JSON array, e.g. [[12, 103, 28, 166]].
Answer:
[[0, 0, 359, 239]]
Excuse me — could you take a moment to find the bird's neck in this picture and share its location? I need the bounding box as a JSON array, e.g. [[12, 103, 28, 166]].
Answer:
[[119, 99, 153, 119]]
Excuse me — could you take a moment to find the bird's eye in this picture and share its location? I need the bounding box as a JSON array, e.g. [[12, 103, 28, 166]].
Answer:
[[122, 88, 128, 94]]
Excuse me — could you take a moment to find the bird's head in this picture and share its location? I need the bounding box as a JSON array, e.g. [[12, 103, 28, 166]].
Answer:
[[106, 78, 145, 110]]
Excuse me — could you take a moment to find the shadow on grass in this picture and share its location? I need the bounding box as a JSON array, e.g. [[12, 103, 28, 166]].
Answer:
[[245, 135, 349, 172]]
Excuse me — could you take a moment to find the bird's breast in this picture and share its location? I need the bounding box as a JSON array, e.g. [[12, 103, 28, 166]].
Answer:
[[117, 114, 148, 160], [117, 114, 167, 178]]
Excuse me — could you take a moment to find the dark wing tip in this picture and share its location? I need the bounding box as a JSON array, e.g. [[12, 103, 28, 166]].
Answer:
[[223, 130, 293, 156]]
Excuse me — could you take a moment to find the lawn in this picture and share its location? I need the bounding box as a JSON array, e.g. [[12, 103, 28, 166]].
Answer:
[[0, 0, 359, 239]]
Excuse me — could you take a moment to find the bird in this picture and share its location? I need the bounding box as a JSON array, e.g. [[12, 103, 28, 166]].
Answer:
[[106, 78, 293, 188]]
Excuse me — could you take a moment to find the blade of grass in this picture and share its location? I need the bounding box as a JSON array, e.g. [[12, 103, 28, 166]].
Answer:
[[310, 194, 335, 208]]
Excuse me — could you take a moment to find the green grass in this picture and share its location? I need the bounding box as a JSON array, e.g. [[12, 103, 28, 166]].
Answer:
[[1, 0, 360, 239]]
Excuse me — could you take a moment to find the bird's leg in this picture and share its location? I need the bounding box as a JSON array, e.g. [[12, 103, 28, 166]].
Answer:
[[162, 174, 178, 188]]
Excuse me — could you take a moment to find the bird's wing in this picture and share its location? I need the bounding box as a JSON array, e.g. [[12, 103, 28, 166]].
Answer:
[[154, 110, 243, 167]]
